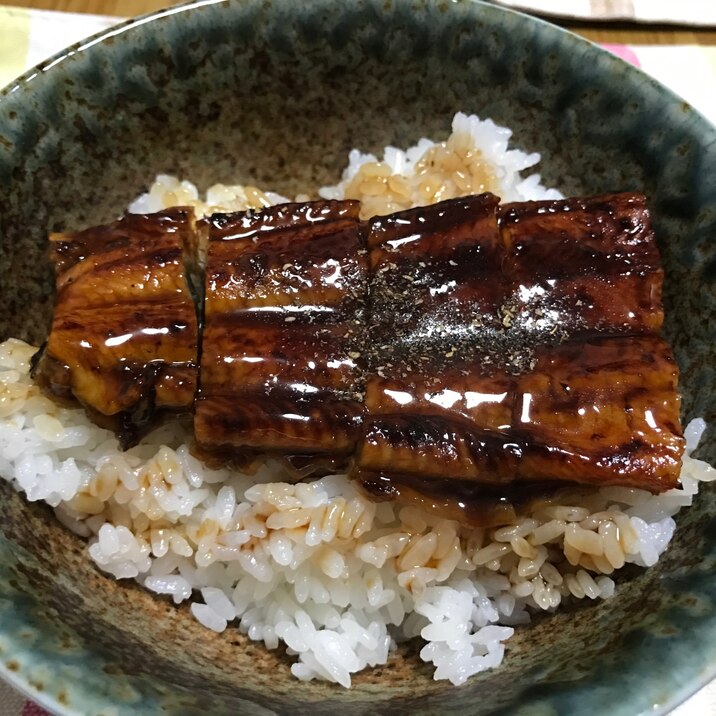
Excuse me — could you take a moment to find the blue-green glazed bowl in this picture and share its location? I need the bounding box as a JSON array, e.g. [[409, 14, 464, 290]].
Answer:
[[0, 1, 714, 714]]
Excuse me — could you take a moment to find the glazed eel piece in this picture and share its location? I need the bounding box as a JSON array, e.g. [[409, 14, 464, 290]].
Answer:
[[194, 201, 368, 471], [32, 208, 200, 447], [355, 193, 684, 518], [32, 192, 684, 514]]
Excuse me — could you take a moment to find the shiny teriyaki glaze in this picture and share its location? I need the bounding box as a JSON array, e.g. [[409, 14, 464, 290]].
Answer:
[[32, 208, 199, 448], [34, 194, 685, 523]]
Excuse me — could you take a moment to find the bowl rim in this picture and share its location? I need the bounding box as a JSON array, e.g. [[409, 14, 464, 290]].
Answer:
[[0, 0, 715, 714], [0, 0, 222, 99]]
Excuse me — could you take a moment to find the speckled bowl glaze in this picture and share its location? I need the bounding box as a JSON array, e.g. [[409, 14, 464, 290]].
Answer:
[[0, 1, 714, 714]]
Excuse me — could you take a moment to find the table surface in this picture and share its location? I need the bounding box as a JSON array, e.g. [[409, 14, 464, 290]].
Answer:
[[4, 0, 716, 45], [1, 2, 715, 715]]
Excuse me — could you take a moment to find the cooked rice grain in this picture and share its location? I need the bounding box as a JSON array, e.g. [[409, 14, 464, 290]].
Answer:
[[0, 337, 713, 686], [129, 113, 562, 222], [319, 112, 563, 217], [128, 174, 289, 217]]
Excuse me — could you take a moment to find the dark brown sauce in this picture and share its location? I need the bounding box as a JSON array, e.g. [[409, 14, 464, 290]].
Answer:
[[208, 199, 361, 238], [190, 441, 352, 479], [359, 330, 682, 491], [355, 469, 565, 527]]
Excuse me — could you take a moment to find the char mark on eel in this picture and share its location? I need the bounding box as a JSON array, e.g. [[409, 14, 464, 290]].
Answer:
[[194, 200, 368, 473], [32, 208, 200, 448], [354, 193, 684, 523]]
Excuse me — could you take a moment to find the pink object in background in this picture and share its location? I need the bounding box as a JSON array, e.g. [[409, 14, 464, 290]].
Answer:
[[22, 703, 49, 716], [601, 43, 642, 67]]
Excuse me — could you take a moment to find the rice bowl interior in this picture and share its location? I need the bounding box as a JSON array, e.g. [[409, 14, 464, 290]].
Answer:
[[0, 6, 712, 708]]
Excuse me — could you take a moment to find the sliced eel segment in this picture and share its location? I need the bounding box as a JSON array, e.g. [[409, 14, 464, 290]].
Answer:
[[366, 193, 506, 374], [32, 208, 200, 447], [499, 193, 664, 337], [358, 363, 514, 484], [512, 335, 683, 490], [354, 193, 684, 515], [357, 335, 683, 494], [195, 200, 367, 462]]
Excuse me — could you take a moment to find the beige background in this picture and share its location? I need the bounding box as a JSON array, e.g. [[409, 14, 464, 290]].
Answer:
[[4, 0, 716, 46]]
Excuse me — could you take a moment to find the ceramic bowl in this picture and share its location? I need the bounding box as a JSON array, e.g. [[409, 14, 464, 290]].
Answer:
[[0, 0, 714, 713]]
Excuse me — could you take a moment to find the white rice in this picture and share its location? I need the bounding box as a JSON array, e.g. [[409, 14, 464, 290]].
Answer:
[[319, 111, 563, 217], [128, 175, 290, 217], [3, 113, 712, 688], [1, 344, 712, 687], [129, 112, 562, 219]]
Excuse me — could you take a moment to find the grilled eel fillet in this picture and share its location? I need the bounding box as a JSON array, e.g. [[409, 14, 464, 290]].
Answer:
[[32, 208, 200, 447], [195, 201, 367, 468], [34, 193, 684, 509], [356, 193, 682, 509]]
